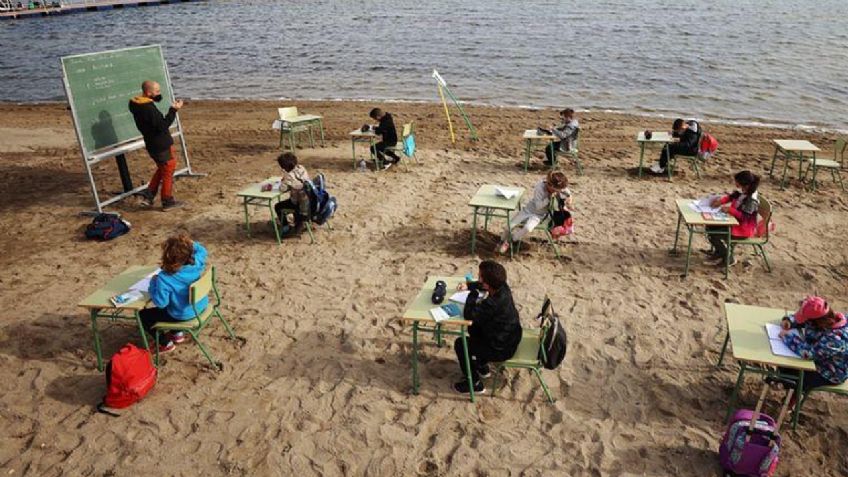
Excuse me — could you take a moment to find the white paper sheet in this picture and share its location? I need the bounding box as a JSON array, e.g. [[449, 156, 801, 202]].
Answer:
[[430, 307, 450, 322], [495, 187, 519, 200], [129, 268, 161, 293], [765, 323, 801, 358], [689, 195, 723, 214], [449, 291, 470, 304]]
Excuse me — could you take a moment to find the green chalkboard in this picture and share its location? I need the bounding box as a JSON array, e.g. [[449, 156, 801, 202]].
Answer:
[[61, 45, 176, 155]]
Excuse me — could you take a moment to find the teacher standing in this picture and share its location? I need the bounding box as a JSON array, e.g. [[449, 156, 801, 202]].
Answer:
[[129, 80, 185, 210]]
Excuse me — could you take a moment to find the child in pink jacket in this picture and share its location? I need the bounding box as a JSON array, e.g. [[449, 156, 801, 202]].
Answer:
[[706, 170, 760, 266]]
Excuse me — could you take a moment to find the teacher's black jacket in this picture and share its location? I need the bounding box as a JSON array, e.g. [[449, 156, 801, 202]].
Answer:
[[463, 282, 522, 359], [374, 112, 398, 145], [129, 95, 177, 161]]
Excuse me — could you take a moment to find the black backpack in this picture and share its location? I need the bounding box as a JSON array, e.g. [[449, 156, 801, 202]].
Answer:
[[84, 213, 131, 241], [536, 297, 567, 370]]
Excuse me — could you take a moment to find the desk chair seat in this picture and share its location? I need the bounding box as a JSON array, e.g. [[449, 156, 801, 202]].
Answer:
[[514, 197, 563, 259], [278, 106, 318, 151], [729, 196, 773, 272], [384, 122, 418, 171], [491, 328, 554, 403], [551, 129, 583, 175], [152, 266, 235, 369], [801, 138, 846, 192]]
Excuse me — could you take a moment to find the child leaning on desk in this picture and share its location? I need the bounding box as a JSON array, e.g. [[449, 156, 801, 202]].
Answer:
[[777, 295, 848, 395], [704, 170, 760, 267], [140, 233, 209, 353], [497, 170, 573, 254]]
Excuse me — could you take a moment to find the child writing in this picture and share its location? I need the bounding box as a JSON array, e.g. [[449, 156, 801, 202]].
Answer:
[[705, 170, 760, 266], [779, 295, 848, 394], [273, 152, 311, 235], [544, 108, 579, 166], [140, 233, 208, 352], [497, 170, 573, 254], [368, 108, 401, 169]]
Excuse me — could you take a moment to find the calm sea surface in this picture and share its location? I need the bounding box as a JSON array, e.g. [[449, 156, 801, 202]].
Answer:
[[2, 0, 847, 130]]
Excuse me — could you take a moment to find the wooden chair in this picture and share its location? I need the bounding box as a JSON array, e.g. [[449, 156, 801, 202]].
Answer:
[[277, 106, 316, 152], [803, 138, 846, 192], [729, 196, 773, 272], [385, 122, 418, 171], [491, 297, 556, 404], [153, 266, 236, 368]]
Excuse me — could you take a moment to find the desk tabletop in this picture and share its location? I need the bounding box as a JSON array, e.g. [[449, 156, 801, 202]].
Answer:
[[724, 302, 815, 371], [637, 131, 675, 143], [675, 198, 739, 227], [523, 129, 557, 140], [287, 114, 322, 123], [78, 265, 158, 310], [401, 276, 472, 326], [237, 177, 286, 200], [468, 184, 525, 210], [773, 139, 820, 152], [350, 129, 377, 138]]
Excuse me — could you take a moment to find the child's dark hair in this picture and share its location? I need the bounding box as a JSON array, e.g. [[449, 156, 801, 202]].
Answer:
[[734, 170, 760, 195], [812, 309, 840, 330], [560, 108, 574, 116], [478, 260, 507, 290], [277, 152, 298, 172], [369, 108, 383, 120], [672, 118, 685, 130]]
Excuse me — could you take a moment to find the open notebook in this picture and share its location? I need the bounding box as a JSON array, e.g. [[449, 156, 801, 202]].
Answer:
[[765, 323, 801, 359]]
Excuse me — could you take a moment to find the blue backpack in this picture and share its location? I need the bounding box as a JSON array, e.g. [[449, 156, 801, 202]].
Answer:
[[85, 213, 131, 241], [303, 173, 337, 225]]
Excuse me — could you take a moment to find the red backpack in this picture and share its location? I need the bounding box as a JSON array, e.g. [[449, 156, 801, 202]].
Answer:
[[98, 344, 157, 414]]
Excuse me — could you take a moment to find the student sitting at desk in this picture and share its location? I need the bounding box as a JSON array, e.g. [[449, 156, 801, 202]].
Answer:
[[544, 108, 579, 166], [497, 170, 572, 254], [649, 118, 700, 175], [779, 295, 848, 394], [453, 260, 522, 394], [368, 108, 401, 169], [140, 233, 208, 353], [704, 170, 760, 267], [273, 152, 311, 235]]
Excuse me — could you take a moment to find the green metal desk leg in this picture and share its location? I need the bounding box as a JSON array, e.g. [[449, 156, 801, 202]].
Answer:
[[289, 129, 296, 153], [412, 321, 420, 395], [671, 211, 683, 252], [268, 201, 282, 246], [809, 153, 818, 192], [724, 227, 731, 279], [683, 225, 694, 277], [524, 139, 530, 172], [797, 152, 804, 180], [134, 310, 150, 353], [371, 138, 379, 171], [279, 129, 284, 149], [460, 326, 475, 403], [243, 198, 251, 238], [435, 323, 443, 347], [318, 119, 325, 146], [638, 142, 646, 178], [351, 137, 357, 170], [792, 370, 804, 429], [470, 206, 479, 254], [308, 125, 315, 148], [768, 146, 779, 177], [726, 364, 747, 421], [717, 331, 730, 368], [90, 309, 104, 371], [507, 209, 514, 259], [780, 149, 791, 189]]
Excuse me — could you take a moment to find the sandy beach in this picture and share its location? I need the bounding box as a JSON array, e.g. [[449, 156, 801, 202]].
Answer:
[[0, 100, 846, 476]]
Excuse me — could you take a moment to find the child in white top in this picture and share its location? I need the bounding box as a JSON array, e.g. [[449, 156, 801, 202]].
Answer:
[[497, 170, 572, 254]]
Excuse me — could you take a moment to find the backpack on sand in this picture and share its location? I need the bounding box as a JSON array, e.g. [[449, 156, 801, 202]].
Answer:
[[699, 132, 719, 161], [85, 213, 131, 241], [718, 378, 794, 477], [303, 173, 337, 225], [98, 343, 157, 415], [535, 297, 568, 370]]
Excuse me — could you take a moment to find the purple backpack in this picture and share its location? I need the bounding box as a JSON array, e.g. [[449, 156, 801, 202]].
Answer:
[[718, 382, 793, 477]]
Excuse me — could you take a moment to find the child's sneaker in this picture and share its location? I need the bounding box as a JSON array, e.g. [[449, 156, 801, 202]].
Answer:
[[477, 364, 492, 379], [453, 380, 486, 395], [152, 341, 176, 353], [168, 331, 188, 344]]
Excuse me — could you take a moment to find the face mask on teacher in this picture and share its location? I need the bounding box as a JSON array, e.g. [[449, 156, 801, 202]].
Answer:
[[152, 94, 163, 102]]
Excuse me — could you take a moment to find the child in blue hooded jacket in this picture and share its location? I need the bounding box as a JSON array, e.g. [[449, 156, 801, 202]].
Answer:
[[140, 233, 209, 352]]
